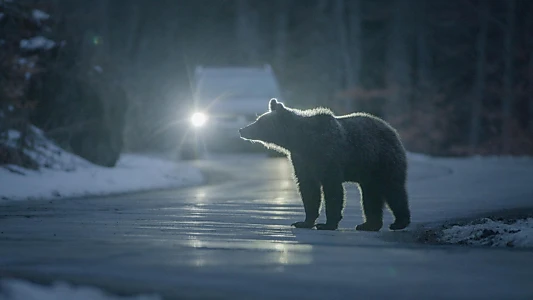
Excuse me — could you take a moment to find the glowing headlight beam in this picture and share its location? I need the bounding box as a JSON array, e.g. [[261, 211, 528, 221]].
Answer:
[[191, 112, 207, 127]]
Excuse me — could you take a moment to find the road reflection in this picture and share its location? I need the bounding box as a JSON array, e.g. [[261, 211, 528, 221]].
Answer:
[[185, 235, 314, 266], [172, 155, 315, 267]]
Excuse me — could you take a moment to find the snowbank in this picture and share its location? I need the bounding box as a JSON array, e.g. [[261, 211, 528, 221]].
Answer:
[[1, 127, 204, 202], [437, 217, 533, 248], [0, 153, 203, 202], [0, 279, 160, 300]]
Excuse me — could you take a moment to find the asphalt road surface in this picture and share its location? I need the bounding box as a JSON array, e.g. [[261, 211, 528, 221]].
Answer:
[[1, 154, 533, 300]]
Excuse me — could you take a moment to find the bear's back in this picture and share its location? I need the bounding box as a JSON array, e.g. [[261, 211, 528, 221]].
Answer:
[[335, 113, 406, 175]]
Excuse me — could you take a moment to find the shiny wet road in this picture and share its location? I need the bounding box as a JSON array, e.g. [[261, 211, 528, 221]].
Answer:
[[1, 154, 533, 300]]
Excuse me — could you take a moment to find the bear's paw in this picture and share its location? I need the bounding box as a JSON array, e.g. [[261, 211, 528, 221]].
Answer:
[[291, 221, 315, 229], [355, 222, 383, 232], [389, 220, 410, 231]]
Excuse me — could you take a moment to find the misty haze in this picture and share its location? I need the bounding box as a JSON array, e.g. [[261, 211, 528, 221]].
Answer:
[[1, 1, 533, 299]]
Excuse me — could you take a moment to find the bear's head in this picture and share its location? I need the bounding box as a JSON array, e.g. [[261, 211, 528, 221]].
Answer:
[[239, 98, 293, 153]]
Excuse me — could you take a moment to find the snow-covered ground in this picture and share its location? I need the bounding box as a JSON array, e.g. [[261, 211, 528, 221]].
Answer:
[[0, 153, 203, 202], [0, 279, 160, 300], [407, 151, 533, 249], [422, 216, 533, 248], [0, 128, 204, 202]]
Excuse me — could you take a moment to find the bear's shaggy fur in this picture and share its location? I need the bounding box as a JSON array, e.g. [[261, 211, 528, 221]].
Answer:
[[239, 98, 410, 231]]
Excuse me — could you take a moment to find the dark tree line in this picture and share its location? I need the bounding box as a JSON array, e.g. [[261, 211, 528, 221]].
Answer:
[[1, 0, 128, 168], [2, 0, 533, 167]]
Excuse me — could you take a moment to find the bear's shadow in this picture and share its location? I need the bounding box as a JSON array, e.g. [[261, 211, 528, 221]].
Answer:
[[288, 225, 418, 250]]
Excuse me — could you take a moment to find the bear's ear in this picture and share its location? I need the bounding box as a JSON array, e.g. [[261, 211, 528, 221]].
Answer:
[[269, 98, 279, 111], [269, 98, 286, 112]]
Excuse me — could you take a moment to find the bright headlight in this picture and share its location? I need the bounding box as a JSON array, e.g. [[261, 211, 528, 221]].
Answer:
[[191, 112, 207, 127]]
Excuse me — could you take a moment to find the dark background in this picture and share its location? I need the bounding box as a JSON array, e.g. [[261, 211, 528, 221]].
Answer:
[[2, 0, 533, 168]]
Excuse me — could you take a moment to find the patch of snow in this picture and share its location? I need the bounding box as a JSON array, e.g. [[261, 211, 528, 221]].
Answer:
[[1, 126, 204, 201], [32, 9, 50, 21], [7, 130, 20, 140], [439, 218, 533, 248], [94, 65, 103, 73], [20, 36, 55, 50], [0, 151, 204, 201], [0, 279, 161, 300], [17, 58, 35, 68], [5, 127, 89, 171], [407, 151, 533, 163], [7, 105, 14, 112], [1, 152, 204, 201]]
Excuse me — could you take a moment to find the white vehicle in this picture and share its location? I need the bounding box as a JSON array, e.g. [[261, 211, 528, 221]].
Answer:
[[180, 65, 284, 159]]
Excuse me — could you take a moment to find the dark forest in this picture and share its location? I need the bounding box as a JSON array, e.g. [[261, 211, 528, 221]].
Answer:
[[2, 0, 533, 169]]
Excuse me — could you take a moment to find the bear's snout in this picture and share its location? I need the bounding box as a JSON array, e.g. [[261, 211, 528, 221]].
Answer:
[[238, 126, 249, 139], [239, 124, 257, 140]]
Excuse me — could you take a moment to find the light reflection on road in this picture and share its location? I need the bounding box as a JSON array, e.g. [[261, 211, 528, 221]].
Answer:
[[184, 235, 314, 267], [118, 154, 411, 269], [169, 156, 318, 266]]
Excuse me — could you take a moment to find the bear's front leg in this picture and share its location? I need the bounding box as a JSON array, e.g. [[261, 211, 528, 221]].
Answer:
[[315, 176, 345, 231], [291, 175, 321, 229]]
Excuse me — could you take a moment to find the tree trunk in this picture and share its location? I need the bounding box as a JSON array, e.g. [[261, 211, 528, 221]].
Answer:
[[501, 0, 516, 153], [468, 1, 489, 154], [527, 6, 533, 134], [415, 0, 437, 153], [529, 46, 533, 133], [346, 0, 362, 112], [274, 0, 289, 72], [97, 0, 110, 55], [335, 0, 352, 113], [126, 1, 143, 61], [314, 0, 334, 106], [236, 0, 258, 64], [416, 0, 431, 89], [385, 0, 413, 124]]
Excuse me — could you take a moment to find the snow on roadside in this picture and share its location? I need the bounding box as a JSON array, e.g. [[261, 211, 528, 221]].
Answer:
[[0, 153, 203, 202], [1, 125, 204, 202], [0, 126, 203, 204], [437, 217, 533, 248], [407, 151, 533, 163], [0, 279, 160, 300], [5, 127, 91, 172]]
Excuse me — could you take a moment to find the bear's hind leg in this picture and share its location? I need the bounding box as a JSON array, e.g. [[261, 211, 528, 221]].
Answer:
[[356, 183, 384, 231], [384, 183, 411, 230]]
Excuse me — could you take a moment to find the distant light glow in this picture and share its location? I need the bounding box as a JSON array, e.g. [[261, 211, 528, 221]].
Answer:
[[92, 36, 102, 45], [191, 112, 207, 127]]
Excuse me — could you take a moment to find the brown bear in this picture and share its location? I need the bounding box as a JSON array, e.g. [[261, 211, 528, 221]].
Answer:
[[239, 98, 410, 231]]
